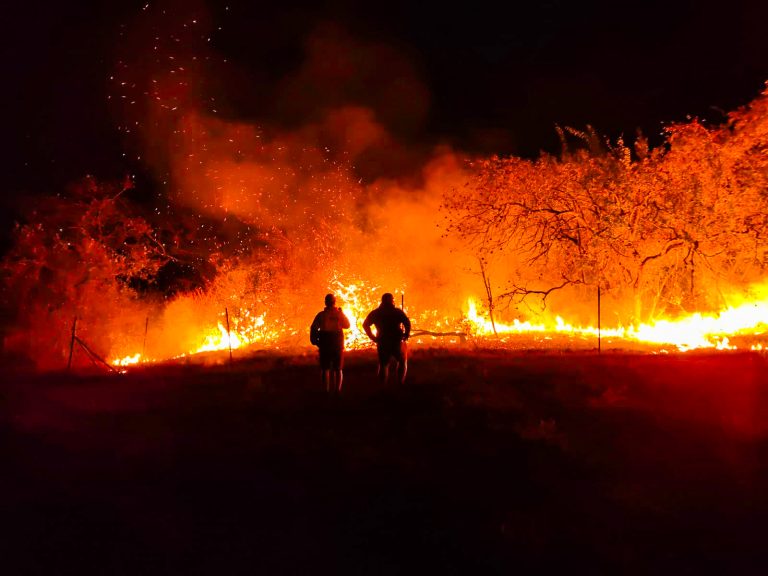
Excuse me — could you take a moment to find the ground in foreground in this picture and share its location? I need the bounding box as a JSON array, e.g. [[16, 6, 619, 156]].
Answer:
[[2, 349, 768, 574]]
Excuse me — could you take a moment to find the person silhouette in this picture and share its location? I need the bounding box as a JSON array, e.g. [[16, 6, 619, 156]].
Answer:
[[363, 293, 411, 385], [310, 293, 351, 393]]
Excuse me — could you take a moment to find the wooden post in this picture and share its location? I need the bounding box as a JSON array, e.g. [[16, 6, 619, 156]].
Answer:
[[597, 286, 602, 354], [401, 293, 404, 310], [225, 307, 233, 364], [75, 336, 118, 373], [67, 316, 77, 371], [142, 316, 149, 360]]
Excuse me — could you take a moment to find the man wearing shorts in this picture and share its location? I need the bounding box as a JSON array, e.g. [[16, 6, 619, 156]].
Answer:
[[310, 293, 351, 393], [363, 293, 411, 385]]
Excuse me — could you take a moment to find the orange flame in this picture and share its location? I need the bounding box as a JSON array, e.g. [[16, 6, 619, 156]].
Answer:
[[110, 279, 768, 369], [464, 289, 768, 352]]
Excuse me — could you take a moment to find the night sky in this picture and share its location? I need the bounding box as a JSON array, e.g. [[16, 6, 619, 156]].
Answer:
[[2, 0, 767, 235]]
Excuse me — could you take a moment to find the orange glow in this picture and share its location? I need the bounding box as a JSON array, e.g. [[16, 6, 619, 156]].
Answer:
[[40, 71, 768, 371], [109, 277, 768, 369], [464, 287, 768, 352], [97, 78, 768, 368]]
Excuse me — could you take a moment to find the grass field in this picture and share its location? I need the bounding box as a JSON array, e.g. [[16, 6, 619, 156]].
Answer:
[[2, 348, 767, 574]]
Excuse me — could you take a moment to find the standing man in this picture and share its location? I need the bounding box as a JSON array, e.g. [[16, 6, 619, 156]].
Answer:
[[363, 293, 411, 385], [310, 294, 351, 393]]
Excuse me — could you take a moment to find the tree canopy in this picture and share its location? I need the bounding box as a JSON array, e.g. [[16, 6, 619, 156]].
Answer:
[[442, 84, 768, 325]]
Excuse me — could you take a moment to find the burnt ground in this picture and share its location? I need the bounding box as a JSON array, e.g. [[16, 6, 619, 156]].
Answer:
[[2, 349, 768, 575]]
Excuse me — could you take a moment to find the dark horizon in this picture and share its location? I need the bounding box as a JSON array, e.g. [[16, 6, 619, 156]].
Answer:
[[3, 0, 767, 204]]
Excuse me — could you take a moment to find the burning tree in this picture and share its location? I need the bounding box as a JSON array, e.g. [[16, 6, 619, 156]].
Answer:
[[0, 177, 173, 368], [442, 132, 656, 325], [443, 84, 768, 326]]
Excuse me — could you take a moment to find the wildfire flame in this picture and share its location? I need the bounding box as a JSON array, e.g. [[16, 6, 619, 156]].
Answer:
[[113, 353, 142, 366], [109, 278, 768, 369], [465, 293, 768, 352], [6, 7, 760, 373]]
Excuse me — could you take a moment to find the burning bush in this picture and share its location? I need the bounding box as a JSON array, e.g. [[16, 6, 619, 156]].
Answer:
[[443, 84, 768, 327], [0, 177, 173, 368]]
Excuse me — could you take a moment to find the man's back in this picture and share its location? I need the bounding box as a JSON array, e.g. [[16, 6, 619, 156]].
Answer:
[[363, 295, 412, 385], [364, 305, 410, 342], [313, 307, 350, 333]]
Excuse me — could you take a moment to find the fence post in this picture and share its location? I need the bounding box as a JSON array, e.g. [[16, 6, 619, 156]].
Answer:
[[597, 286, 602, 354], [142, 316, 149, 361], [225, 307, 233, 365], [67, 316, 77, 371]]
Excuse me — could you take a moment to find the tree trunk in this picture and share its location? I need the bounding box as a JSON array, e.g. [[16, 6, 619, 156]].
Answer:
[[479, 258, 497, 336]]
